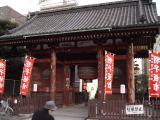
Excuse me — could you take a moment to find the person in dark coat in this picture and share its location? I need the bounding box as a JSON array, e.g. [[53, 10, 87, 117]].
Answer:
[[32, 101, 57, 120], [83, 90, 89, 106]]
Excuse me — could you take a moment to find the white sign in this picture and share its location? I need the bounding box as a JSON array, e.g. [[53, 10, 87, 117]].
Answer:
[[120, 84, 125, 94], [126, 105, 144, 115], [33, 84, 38, 92]]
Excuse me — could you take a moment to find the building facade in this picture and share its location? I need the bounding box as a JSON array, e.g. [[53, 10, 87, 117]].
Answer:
[[0, 0, 159, 113]]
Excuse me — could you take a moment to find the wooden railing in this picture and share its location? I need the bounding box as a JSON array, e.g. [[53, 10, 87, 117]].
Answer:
[[88, 99, 160, 120]]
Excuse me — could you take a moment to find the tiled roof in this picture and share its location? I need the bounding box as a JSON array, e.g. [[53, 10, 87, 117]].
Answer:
[[1, 0, 159, 39]]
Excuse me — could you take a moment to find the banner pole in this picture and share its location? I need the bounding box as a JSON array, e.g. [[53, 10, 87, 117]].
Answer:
[[102, 51, 107, 115], [148, 50, 151, 103], [0, 94, 2, 99], [12, 80, 15, 98]]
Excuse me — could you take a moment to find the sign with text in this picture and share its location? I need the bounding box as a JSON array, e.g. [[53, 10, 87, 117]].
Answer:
[[149, 53, 160, 98], [33, 84, 38, 92], [120, 84, 126, 94], [20, 56, 35, 96], [104, 51, 114, 94], [0, 59, 6, 94], [126, 105, 144, 115]]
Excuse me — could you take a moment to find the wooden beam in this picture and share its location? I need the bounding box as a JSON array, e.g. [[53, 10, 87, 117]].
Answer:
[[55, 47, 97, 53], [64, 60, 97, 65], [115, 55, 126, 60], [35, 58, 50, 63], [55, 46, 127, 54]]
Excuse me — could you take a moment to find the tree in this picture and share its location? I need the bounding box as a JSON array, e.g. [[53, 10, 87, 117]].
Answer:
[[153, 34, 160, 52], [134, 60, 148, 101], [0, 20, 18, 36], [135, 74, 148, 101]]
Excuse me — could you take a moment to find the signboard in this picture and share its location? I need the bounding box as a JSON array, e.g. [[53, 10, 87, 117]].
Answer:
[[120, 84, 126, 94], [149, 53, 160, 98], [20, 56, 35, 96], [0, 59, 6, 94], [33, 84, 38, 92], [126, 105, 144, 115], [104, 51, 114, 94]]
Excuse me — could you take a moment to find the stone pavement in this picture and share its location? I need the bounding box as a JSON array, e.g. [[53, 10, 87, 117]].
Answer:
[[0, 104, 88, 120], [53, 104, 88, 120]]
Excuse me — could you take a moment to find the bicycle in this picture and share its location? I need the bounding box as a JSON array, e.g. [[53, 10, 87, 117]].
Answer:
[[0, 98, 14, 116]]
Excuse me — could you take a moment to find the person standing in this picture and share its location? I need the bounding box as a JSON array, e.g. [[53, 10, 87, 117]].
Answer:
[[32, 101, 57, 120], [83, 90, 89, 106]]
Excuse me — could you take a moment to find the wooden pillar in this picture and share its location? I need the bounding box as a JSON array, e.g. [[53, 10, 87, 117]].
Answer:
[[50, 49, 56, 101], [71, 66, 75, 104], [63, 65, 70, 105], [127, 43, 135, 103], [97, 47, 104, 101], [63, 65, 68, 105]]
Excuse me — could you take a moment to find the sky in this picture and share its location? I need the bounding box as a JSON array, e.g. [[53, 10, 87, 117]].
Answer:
[[0, 0, 160, 15]]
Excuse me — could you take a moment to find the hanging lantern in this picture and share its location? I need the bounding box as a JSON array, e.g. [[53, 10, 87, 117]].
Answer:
[[78, 65, 97, 81], [82, 81, 87, 92]]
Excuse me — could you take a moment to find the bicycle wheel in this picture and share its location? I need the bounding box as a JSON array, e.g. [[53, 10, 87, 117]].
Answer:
[[5, 108, 14, 116]]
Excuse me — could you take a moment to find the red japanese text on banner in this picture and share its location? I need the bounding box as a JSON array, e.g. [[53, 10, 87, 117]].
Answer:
[[20, 56, 35, 96], [0, 60, 6, 94], [105, 51, 114, 94], [149, 53, 160, 98]]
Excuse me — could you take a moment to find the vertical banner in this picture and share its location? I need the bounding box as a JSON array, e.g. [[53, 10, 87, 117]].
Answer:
[[20, 56, 35, 96], [105, 51, 114, 94], [0, 59, 6, 94], [149, 53, 160, 98]]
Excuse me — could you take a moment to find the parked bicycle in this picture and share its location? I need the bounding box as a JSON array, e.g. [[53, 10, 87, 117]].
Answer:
[[0, 98, 14, 116]]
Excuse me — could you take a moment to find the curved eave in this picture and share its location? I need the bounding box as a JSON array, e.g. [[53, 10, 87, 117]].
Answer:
[[0, 22, 159, 41], [0, 27, 112, 40]]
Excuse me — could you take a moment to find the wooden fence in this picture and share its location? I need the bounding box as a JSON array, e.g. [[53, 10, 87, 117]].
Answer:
[[87, 99, 160, 120]]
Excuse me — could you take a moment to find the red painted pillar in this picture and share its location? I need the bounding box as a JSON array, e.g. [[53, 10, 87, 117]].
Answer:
[[64, 65, 70, 105], [97, 47, 105, 102], [50, 49, 56, 101], [127, 43, 135, 103]]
